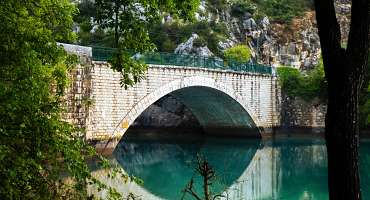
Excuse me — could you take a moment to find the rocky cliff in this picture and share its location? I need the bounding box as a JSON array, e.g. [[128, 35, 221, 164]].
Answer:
[[177, 0, 351, 69]]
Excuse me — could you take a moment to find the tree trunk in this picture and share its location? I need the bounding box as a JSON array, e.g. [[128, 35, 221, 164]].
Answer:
[[326, 60, 362, 200], [314, 0, 369, 199]]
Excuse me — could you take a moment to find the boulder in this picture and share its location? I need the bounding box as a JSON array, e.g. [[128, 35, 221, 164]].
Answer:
[[174, 33, 214, 57]]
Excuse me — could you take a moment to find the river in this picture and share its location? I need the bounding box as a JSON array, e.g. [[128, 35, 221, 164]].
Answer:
[[90, 129, 370, 200]]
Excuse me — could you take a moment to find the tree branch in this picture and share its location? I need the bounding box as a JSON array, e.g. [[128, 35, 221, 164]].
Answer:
[[183, 179, 202, 200], [213, 194, 226, 200], [314, 0, 343, 76], [346, 0, 370, 76]]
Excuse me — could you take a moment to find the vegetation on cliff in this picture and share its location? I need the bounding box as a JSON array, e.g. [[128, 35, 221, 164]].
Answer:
[[224, 45, 252, 62], [74, 0, 314, 56], [149, 20, 229, 56], [230, 0, 313, 23]]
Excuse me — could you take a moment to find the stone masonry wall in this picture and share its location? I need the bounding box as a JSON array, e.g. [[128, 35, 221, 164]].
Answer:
[[82, 62, 278, 141], [279, 93, 326, 132], [64, 57, 93, 137]]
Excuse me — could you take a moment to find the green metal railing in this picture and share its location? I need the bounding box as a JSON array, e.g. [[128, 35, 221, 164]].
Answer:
[[92, 47, 272, 75]]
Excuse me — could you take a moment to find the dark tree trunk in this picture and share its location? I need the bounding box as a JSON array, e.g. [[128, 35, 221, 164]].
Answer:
[[314, 0, 370, 199], [326, 59, 362, 200]]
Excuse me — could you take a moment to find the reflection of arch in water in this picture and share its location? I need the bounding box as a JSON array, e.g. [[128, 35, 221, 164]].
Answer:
[[113, 136, 261, 199], [221, 140, 329, 200], [92, 139, 332, 200], [220, 148, 276, 200], [109, 76, 262, 149]]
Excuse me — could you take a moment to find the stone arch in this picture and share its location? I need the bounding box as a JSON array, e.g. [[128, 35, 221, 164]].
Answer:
[[111, 76, 262, 142]]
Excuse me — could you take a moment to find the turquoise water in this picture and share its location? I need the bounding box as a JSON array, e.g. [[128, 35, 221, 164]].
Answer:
[[110, 132, 370, 200]]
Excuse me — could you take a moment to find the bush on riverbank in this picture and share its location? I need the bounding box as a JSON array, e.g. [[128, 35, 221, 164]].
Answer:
[[277, 62, 327, 102], [277, 55, 370, 129]]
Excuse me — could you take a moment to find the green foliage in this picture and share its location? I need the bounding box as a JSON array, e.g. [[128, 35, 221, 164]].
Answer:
[[224, 45, 252, 63], [278, 56, 370, 129], [74, 0, 96, 24], [231, 0, 257, 18], [94, 0, 200, 88], [162, 39, 177, 52], [206, 0, 228, 13], [277, 61, 327, 102], [193, 37, 207, 48], [0, 0, 81, 198], [277, 67, 303, 96], [110, 51, 148, 89], [0, 1, 130, 199], [251, 0, 313, 23], [149, 20, 228, 57], [74, 0, 113, 47], [229, 0, 313, 23]]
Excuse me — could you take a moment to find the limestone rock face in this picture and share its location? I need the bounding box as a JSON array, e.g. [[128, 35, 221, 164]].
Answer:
[[242, 18, 257, 31], [194, 0, 350, 69], [269, 12, 321, 69], [222, 10, 322, 69], [174, 33, 214, 57], [334, 0, 351, 44], [218, 39, 235, 51]]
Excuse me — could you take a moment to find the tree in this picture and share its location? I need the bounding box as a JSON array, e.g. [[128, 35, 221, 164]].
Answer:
[[95, 0, 200, 88], [0, 1, 127, 199], [182, 156, 226, 200], [314, 0, 370, 199]]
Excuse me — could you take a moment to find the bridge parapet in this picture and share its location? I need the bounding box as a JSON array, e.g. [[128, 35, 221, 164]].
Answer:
[[92, 47, 273, 75]]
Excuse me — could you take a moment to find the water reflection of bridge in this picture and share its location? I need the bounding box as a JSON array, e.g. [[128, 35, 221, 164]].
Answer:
[[90, 139, 327, 200]]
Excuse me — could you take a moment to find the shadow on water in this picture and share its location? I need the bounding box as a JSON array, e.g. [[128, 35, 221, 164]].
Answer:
[[113, 128, 261, 199]]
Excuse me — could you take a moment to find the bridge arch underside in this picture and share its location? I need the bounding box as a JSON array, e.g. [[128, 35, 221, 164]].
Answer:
[[165, 86, 259, 136], [124, 86, 260, 138]]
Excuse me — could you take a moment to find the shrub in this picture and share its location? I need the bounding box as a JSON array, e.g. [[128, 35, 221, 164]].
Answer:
[[206, 0, 228, 13], [277, 61, 327, 102], [193, 37, 207, 47], [231, 0, 257, 18], [162, 39, 177, 52], [277, 66, 303, 96], [224, 45, 252, 62]]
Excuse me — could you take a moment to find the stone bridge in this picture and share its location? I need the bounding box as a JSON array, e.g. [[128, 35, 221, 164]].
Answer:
[[63, 44, 280, 153]]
